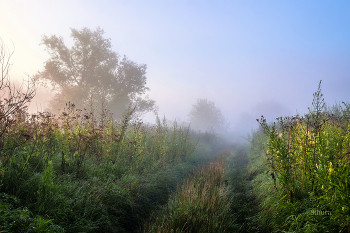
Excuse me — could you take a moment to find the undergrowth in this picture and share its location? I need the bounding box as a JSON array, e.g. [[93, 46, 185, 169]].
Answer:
[[0, 99, 229, 232], [249, 81, 350, 232]]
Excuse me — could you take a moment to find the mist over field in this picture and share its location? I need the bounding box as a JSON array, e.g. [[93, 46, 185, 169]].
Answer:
[[2, 2, 350, 232], [1, 0, 350, 141]]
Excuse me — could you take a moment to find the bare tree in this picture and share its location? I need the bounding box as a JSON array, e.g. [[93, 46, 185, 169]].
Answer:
[[0, 38, 36, 150]]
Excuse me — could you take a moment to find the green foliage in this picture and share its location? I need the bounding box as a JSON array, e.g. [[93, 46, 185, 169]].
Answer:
[[0, 96, 226, 232], [251, 81, 350, 232], [34, 27, 156, 119], [143, 150, 235, 233], [0, 193, 63, 232]]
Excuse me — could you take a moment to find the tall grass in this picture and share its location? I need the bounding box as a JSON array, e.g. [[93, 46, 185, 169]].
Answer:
[[251, 81, 350, 232], [0, 99, 221, 232], [143, 149, 235, 233]]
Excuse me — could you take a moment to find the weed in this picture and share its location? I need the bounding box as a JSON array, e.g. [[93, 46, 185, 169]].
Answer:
[[252, 81, 350, 232]]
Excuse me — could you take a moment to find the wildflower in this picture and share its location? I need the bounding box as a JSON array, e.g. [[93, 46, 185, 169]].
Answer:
[[81, 186, 83, 189], [74, 198, 78, 201], [29, 230, 33, 232]]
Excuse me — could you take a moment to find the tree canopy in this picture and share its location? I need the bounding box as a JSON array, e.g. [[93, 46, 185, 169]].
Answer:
[[35, 27, 156, 119], [188, 98, 228, 133]]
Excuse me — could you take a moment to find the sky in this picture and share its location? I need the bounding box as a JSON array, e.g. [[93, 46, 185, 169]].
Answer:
[[1, 0, 350, 139]]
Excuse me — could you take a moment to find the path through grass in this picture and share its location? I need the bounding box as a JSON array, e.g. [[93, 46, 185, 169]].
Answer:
[[142, 147, 254, 233]]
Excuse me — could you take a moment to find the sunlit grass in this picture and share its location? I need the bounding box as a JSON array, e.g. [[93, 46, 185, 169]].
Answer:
[[249, 82, 350, 232]]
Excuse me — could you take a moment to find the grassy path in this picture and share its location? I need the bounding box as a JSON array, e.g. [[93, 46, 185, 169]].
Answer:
[[141, 145, 266, 233], [227, 144, 264, 232], [142, 149, 235, 232]]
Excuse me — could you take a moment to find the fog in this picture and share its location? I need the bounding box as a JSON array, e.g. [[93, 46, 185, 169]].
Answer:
[[1, 1, 350, 143]]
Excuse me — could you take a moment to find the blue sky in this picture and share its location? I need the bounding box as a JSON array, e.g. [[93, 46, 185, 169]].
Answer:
[[1, 0, 350, 137]]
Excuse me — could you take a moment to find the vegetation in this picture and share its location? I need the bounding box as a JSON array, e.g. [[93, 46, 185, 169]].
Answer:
[[0, 38, 36, 143], [2, 34, 350, 233], [1, 35, 239, 233], [4, 99, 225, 231], [34, 27, 156, 119], [0, 95, 231, 232], [143, 149, 236, 233], [188, 98, 229, 133], [246, 81, 350, 232]]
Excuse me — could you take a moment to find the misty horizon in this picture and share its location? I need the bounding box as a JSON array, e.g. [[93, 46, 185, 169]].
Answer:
[[1, 1, 349, 141]]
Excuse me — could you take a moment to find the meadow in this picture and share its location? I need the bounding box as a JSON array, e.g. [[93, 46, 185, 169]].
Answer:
[[0, 98, 235, 232], [245, 82, 350, 232], [2, 80, 349, 233]]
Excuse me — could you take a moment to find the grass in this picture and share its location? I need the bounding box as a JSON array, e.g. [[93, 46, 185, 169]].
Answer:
[[0, 100, 230, 232], [142, 149, 237, 233], [2, 78, 347, 232], [248, 81, 350, 232]]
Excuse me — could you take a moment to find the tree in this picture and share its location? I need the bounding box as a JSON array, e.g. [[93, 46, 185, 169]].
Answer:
[[188, 98, 229, 133], [0, 38, 36, 150], [34, 27, 156, 119]]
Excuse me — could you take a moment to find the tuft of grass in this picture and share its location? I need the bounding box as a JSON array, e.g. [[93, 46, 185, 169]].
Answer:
[[143, 149, 236, 233]]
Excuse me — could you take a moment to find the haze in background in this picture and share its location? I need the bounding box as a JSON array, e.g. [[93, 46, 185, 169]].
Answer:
[[1, 0, 349, 141]]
